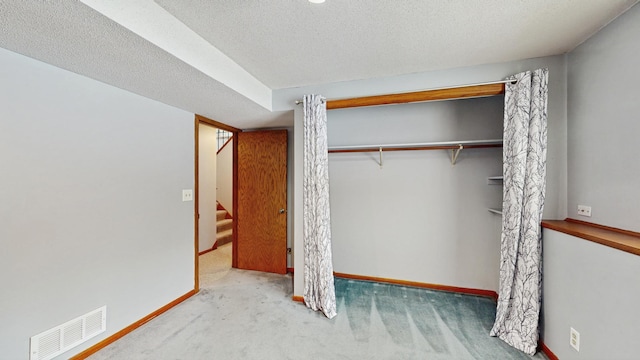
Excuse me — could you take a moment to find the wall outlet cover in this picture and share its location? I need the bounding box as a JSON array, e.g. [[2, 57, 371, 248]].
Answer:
[[577, 205, 591, 217], [570, 327, 580, 352]]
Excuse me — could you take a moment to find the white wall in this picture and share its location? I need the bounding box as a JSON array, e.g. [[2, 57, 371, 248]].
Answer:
[[216, 138, 233, 213], [0, 47, 194, 359], [293, 110, 304, 285], [199, 123, 217, 252], [286, 54, 568, 296], [542, 230, 640, 359], [286, 127, 294, 267], [541, 4, 640, 359], [566, 3, 640, 232]]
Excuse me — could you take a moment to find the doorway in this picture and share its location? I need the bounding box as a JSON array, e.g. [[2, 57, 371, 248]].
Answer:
[[194, 115, 240, 291], [194, 116, 289, 291]]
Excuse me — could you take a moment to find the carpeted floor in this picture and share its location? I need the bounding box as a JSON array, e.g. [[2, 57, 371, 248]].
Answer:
[[88, 245, 547, 359], [199, 243, 233, 288]]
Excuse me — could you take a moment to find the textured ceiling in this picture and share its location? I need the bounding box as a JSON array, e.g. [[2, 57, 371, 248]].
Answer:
[[0, 0, 286, 129], [0, 0, 638, 129], [156, 0, 638, 89]]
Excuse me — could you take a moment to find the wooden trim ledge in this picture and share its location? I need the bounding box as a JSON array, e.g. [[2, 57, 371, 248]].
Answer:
[[542, 218, 640, 256], [70, 290, 196, 359]]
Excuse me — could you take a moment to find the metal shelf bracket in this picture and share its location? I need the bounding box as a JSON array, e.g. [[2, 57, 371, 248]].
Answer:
[[450, 144, 463, 165]]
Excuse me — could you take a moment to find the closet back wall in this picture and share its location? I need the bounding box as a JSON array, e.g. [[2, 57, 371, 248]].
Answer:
[[328, 96, 504, 291]]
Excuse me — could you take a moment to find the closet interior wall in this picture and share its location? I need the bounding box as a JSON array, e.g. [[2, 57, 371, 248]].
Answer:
[[327, 95, 505, 291]]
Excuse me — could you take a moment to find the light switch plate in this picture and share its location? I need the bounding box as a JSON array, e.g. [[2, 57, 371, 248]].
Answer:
[[182, 189, 193, 202]]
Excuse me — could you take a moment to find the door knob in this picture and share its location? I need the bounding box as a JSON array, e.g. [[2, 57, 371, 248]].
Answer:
[[279, 208, 286, 214]]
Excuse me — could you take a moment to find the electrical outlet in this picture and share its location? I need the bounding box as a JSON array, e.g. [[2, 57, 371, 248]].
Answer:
[[577, 205, 591, 217], [570, 327, 580, 351], [182, 189, 193, 202]]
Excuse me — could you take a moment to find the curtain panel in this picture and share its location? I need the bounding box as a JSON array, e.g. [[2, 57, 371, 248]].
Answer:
[[490, 69, 548, 355], [302, 94, 337, 319]]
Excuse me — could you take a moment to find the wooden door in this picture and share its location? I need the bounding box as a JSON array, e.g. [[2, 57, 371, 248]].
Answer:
[[236, 130, 287, 274]]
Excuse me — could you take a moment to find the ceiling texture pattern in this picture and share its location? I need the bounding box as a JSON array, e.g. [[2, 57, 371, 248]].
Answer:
[[1, 0, 637, 129]]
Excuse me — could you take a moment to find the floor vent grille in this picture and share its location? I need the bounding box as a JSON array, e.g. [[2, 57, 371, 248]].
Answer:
[[30, 306, 106, 360]]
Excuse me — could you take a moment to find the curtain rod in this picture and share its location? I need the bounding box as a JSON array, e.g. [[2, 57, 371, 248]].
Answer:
[[293, 78, 516, 105]]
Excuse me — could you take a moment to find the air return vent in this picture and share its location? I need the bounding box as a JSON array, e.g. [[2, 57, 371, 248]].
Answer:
[[30, 306, 106, 360]]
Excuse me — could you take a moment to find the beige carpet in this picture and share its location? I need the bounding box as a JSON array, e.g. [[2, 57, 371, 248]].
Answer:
[[88, 265, 547, 360], [89, 244, 549, 359], [199, 243, 232, 288]]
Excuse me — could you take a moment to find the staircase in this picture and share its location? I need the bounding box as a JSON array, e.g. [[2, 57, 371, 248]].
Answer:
[[216, 203, 233, 247]]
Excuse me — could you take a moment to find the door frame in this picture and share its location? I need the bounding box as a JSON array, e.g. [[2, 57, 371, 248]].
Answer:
[[194, 114, 241, 292]]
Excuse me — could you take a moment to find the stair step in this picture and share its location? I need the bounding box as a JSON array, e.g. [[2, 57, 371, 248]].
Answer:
[[216, 229, 233, 246], [216, 210, 227, 221], [217, 218, 233, 232]]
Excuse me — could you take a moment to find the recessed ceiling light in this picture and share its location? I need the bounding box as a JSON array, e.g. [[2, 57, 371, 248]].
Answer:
[[309, 0, 325, 3]]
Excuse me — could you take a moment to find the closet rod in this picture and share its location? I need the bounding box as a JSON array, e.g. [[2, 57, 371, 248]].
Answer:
[[328, 139, 503, 154], [294, 79, 514, 109]]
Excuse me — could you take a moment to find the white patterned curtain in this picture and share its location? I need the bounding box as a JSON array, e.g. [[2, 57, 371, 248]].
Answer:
[[302, 94, 337, 319], [490, 69, 548, 355]]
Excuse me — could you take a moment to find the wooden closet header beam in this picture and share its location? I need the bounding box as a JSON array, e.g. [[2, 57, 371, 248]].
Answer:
[[325, 83, 505, 110]]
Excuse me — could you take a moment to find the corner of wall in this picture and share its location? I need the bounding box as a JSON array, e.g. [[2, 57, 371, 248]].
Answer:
[[292, 108, 304, 297]]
